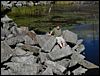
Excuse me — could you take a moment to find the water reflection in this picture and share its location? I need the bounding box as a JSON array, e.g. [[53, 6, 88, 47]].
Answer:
[[70, 23, 99, 65]]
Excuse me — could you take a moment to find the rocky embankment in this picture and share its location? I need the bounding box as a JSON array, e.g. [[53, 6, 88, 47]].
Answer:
[[1, 2, 99, 75]]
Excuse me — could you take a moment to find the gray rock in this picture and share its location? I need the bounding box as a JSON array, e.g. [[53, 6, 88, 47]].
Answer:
[[72, 66, 87, 75], [1, 68, 16, 75], [79, 60, 99, 69], [5, 35, 25, 45], [52, 68, 64, 75], [63, 30, 78, 44], [69, 60, 78, 68], [76, 44, 85, 53], [24, 35, 35, 45], [10, 26, 19, 36], [1, 28, 11, 37], [27, 1, 33, 7], [36, 35, 51, 48], [11, 55, 36, 65], [1, 41, 13, 63], [48, 45, 73, 61], [72, 39, 83, 50], [71, 53, 85, 62], [7, 34, 14, 39], [1, 36, 5, 41], [13, 47, 26, 56], [20, 44, 40, 55], [16, 3, 22, 7], [45, 60, 66, 73], [39, 52, 48, 63], [1, 15, 12, 23], [69, 53, 85, 67], [16, 43, 24, 47], [42, 67, 53, 75], [4, 62, 40, 75], [57, 59, 71, 68], [42, 36, 56, 52], [26, 31, 38, 44]]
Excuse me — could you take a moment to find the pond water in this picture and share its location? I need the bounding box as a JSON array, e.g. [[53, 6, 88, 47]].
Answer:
[[83, 37, 99, 65], [70, 23, 99, 65]]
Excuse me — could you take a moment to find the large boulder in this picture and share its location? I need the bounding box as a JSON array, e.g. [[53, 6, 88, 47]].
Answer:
[[72, 39, 83, 50], [1, 68, 15, 75], [1, 41, 13, 63], [1, 15, 12, 23], [1, 28, 11, 38], [48, 45, 73, 61], [79, 60, 99, 69], [4, 62, 40, 75], [42, 36, 56, 53], [26, 31, 38, 44], [24, 35, 35, 45], [10, 26, 19, 36], [69, 53, 85, 67], [62, 30, 78, 44], [39, 52, 48, 63], [42, 67, 53, 75], [5, 35, 25, 46], [20, 44, 40, 55], [45, 60, 66, 73], [56, 59, 71, 68], [72, 66, 87, 75], [11, 55, 36, 65], [12, 47, 26, 56], [76, 44, 85, 53], [36, 35, 51, 48]]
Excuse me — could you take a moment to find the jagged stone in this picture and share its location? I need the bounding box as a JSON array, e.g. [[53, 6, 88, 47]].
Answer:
[[57, 59, 71, 68], [5, 35, 25, 46], [20, 44, 40, 55], [42, 67, 53, 75], [36, 35, 51, 48], [48, 45, 73, 61], [1, 28, 11, 37], [7, 34, 13, 39], [69, 53, 85, 67], [63, 30, 78, 44], [69, 60, 77, 68], [72, 39, 83, 50], [1, 68, 16, 75], [4, 62, 40, 75], [1, 15, 12, 23], [11, 55, 36, 65], [76, 44, 85, 53], [52, 68, 64, 75], [12, 47, 26, 56], [1, 41, 13, 63], [39, 52, 48, 63], [71, 53, 85, 61], [24, 35, 35, 45], [79, 60, 99, 69], [42, 36, 56, 52], [45, 60, 66, 73], [72, 66, 87, 75], [27, 31, 38, 44], [10, 26, 19, 36], [16, 43, 24, 47]]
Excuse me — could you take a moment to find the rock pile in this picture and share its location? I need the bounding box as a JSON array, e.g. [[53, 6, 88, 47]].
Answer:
[[1, 1, 34, 8], [1, 14, 99, 75]]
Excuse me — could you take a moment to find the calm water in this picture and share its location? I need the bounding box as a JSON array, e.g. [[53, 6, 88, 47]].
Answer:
[[83, 37, 99, 65], [70, 24, 99, 65]]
